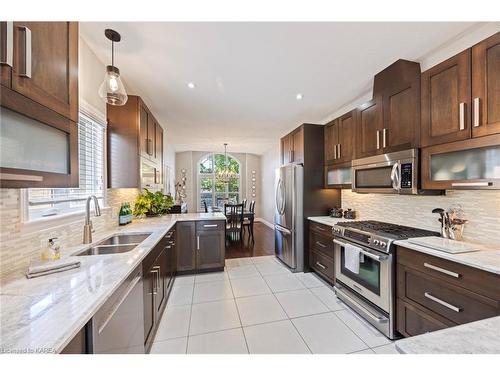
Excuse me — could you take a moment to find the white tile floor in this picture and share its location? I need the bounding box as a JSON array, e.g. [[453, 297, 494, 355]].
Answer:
[[150, 255, 400, 354]]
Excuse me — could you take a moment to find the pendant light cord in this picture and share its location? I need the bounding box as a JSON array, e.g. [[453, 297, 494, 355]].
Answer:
[[111, 40, 114, 67]]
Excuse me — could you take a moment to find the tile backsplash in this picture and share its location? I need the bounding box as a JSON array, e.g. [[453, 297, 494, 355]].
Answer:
[[0, 188, 139, 276], [341, 189, 500, 247]]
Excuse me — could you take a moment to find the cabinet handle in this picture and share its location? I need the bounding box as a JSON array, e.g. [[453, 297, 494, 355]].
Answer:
[[459, 103, 465, 130], [376, 130, 380, 149], [333, 144, 337, 160], [382, 128, 387, 148], [197, 235, 200, 250], [315, 241, 327, 248], [0, 22, 13, 67], [315, 226, 325, 231], [451, 182, 492, 188], [315, 261, 327, 270], [291, 150, 294, 162], [0, 173, 43, 181], [151, 269, 159, 294], [203, 224, 218, 228], [424, 292, 461, 313], [423, 262, 460, 278], [17, 25, 31, 78], [337, 144, 341, 159], [473, 97, 480, 127]]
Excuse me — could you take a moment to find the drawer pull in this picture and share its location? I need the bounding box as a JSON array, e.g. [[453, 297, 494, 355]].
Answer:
[[203, 224, 218, 228], [315, 226, 326, 231], [315, 261, 327, 270], [424, 292, 461, 313], [315, 241, 327, 248], [424, 262, 460, 278]]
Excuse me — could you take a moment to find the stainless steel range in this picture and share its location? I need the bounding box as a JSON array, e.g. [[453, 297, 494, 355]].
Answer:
[[332, 221, 439, 339]]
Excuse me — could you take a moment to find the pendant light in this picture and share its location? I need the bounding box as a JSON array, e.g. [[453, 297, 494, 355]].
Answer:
[[216, 143, 237, 183], [98, 29, 128, 106]]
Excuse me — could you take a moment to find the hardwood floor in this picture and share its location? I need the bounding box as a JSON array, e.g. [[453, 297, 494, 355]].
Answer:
[[225, 222, 275, 259]]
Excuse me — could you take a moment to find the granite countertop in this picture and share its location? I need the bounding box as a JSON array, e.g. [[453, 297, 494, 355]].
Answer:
[[307, 216, 354, 227], [394, 239, 500, 275], [396, 315, 500, 354], [0, 213, 225, 354]]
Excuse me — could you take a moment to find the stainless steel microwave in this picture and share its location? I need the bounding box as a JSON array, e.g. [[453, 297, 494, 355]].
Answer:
[[352, 149, 419, 194]]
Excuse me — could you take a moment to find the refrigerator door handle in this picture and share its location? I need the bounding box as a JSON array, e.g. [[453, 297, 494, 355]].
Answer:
[[275, 225, 292, 235]]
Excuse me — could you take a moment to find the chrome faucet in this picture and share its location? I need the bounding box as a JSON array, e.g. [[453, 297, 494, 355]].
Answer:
[[83, 195, 102, 244]]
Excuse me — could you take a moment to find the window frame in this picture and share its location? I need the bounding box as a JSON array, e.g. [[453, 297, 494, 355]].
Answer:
[[197, 153, 241, 212], [20, 108, 108, 228]]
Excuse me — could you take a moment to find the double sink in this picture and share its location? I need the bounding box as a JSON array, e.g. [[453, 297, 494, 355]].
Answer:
[[75, 233, 152, 256]]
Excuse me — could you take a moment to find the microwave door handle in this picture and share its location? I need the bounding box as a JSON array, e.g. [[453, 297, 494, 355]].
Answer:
[[390, 162, 400, 191]]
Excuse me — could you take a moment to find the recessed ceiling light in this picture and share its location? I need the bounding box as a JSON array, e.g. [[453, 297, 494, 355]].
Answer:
[[187, 82, 196, 89], [296, 93, 303, 101]]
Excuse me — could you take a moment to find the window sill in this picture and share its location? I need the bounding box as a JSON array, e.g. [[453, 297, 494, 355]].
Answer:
[[20, 207, 111, 234]]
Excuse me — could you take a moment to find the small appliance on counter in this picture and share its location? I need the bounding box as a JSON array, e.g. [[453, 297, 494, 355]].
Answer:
[[330, 207, 343, 218], [343, 209, 356, 219]]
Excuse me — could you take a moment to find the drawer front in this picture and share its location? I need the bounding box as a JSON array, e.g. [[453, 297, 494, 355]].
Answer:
[[396, 298, 451, 337], [310, 231, 334, 258], [397, 246, 500, 300], [398, 265, 500, 325], [309, 221, 333, 239], [196, 220, 225, 231], [310, 250, 334, 281]]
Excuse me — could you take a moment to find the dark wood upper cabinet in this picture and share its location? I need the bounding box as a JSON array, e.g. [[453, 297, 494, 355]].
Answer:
[[337, 110, 356, 162], [281, 132, 294, 164], [355, 97, 383, 158], [292, 127, 304, 164], [375, 60, 421, 153], [324, 121, 337, 164], [11, 22, 78, 122], [471, 31, 500, 138], [0, 22, 79, 188], [107, 95, 164, 188], [421, 49, 472, 147]]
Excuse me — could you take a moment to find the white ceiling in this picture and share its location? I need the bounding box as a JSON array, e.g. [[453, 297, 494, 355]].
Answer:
[[80, 22, 477, 155]]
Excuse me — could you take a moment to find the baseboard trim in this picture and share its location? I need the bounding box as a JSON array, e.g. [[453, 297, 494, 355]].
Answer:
[[255, 217, 274, 229]]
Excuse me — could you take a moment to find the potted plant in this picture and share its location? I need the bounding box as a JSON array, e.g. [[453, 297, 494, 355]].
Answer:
[[133, 189, 174, 218]]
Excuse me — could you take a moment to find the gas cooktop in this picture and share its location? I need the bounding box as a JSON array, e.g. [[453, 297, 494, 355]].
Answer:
[[335, 220, 440, 240]]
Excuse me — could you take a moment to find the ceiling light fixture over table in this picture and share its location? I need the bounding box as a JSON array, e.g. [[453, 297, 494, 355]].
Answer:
[[98, 29, 128, 106], [216, 143, 237, 183]]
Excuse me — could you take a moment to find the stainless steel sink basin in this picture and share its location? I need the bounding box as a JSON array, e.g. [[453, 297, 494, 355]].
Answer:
[[97, 233, 151, 246], [75, 232, 152, 256], [76, 244, 138, 256]]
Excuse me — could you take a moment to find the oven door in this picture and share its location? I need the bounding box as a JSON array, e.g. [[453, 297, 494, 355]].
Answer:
[[333, 238, 391, 313]]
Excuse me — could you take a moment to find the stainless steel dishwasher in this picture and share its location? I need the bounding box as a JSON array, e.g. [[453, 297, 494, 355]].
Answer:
[[90, 265, 145, 353]]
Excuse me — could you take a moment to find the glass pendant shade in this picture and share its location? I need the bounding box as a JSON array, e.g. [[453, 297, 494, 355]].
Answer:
[[98, 65, 128, 106]]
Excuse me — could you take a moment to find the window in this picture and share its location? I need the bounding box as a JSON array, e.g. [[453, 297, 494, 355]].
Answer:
[[198, 153, 240, 211], [25, 112, 105, 221]]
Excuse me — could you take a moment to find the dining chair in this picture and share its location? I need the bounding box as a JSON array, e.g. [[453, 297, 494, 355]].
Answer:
[[241, 198, 248, 210], [242, 200, 256, 243], [203, 200, 208, 213], [224, 203, 244, 243]]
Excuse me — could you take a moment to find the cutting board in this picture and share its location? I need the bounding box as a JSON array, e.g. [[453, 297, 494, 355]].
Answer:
[[407, 236, 481, 254]]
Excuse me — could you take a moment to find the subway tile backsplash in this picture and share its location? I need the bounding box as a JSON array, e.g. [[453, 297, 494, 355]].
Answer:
[[341, 189, 500, 247], [0, 188, 139, 277]]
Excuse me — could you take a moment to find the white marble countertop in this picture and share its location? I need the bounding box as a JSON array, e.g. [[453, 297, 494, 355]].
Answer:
[[307, 216, 354, 227], [0, 213, 225, 354], [394, 239, 500, 275], [396, 316, 500, 354]]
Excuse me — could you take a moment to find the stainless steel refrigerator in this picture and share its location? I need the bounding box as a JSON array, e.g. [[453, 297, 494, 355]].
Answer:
[[275, 164, 304, 271]]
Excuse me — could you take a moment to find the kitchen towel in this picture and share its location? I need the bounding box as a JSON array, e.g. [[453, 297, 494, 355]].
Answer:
[[26, 258, 81, 279], [344, 244, 361, 274]]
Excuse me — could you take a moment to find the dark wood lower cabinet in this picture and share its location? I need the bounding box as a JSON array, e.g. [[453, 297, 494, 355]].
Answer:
[[308, 221, 334, 284], [396, 246, 500, 337], [177, 220, 226, 273], [60, 327, 88, 354]]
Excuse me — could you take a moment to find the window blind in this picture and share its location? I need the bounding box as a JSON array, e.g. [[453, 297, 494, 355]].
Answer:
[[27, 113, 105, 220]]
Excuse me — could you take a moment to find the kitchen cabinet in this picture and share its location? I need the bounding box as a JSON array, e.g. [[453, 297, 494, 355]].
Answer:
[[0, 21, 79, 188], [471, 32, 500, 138], [355, 98, 384, 159], [176, 220, 226, 273], [308, 221, 335, 284], [421, 50, 471, 147], [107, 95, 165, 188], [280, 127, 304, 164], [143, 228, 176, 352], [61, 326, 88, 354], [324, 110, 356, 165], [324, 121, 337, 164], [396, 246, 500, 337]]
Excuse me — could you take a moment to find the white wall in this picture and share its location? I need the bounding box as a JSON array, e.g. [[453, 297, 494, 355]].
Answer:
[[260, 145, 280, 225]]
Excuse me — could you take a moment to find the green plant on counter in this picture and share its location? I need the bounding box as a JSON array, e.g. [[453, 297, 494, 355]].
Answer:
[[133, 189, 174, 217]]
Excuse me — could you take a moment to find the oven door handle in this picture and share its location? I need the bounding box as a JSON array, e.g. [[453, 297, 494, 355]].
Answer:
[[333, 239, 388, 261]]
